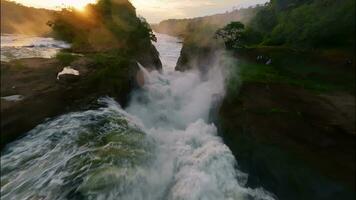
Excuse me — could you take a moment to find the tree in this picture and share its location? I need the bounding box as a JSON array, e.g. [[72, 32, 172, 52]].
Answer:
[[48, 0, 157, 52], [249, 5, 277, 35], [216, 21, 246, 49], [271, 0, 312, 11]]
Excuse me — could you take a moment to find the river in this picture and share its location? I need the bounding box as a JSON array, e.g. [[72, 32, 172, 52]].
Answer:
[[0, 33, 275, 200], [0, 34, 70, 62]]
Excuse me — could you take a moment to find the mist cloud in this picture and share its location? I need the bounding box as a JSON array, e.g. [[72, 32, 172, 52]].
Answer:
[[130, 0, 269, 23], [13, 0, 269, 23]]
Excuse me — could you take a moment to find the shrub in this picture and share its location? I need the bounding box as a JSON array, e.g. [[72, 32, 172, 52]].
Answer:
[[216, 22, 246, 49], [48, 0, 156, 53], [56, 52, 79, 66]]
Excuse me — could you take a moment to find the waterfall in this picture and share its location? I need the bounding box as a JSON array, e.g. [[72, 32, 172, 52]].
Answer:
[[0, 33, 275, 200]]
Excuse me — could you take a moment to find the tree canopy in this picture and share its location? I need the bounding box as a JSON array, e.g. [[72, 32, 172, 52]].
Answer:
[[48, 0, 155, 53], [216, 22, 246, 49], [231, 0, 355, 49]]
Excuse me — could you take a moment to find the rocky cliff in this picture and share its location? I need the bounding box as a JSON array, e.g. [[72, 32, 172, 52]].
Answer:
[[1, 0, 162, 148]]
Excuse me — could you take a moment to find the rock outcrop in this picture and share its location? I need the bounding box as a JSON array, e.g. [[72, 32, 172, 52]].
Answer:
[[0, 54, 153, 148], [1, 0, 163, 148]]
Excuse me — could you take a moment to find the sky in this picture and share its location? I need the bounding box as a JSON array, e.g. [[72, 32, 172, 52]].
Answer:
[[13, 0, 269, 23]]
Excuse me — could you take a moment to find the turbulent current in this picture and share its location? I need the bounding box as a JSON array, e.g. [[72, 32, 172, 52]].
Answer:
[[0, 34, 70, 62], [1, 33, 275, 200]]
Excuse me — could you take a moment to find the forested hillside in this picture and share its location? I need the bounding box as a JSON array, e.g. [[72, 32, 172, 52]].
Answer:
[[0, 0, 54, 35], [152, 6, 262, 38], [232, 0, 355, 49]]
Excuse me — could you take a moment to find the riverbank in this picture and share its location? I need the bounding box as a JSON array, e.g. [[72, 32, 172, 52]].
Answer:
[[219, 47, 355, 199], [0, 52, 157, 148], [170, 33, 355, 199], [0, 30, 280, 200], [1, 0, 164, 149], [219, 82, 355, 200]]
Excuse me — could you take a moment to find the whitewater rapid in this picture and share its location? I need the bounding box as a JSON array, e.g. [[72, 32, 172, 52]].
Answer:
[[1, 33, 275, 200], [0, 34, 70, 62]]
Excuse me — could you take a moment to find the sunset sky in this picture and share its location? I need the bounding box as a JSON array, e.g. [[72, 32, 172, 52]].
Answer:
[[13, 0, 269, 23]]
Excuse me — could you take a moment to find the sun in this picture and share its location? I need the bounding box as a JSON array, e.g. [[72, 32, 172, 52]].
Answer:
[[68, 0, 96, 11]]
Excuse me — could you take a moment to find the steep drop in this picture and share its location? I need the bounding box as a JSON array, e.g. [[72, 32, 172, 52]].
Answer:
[[1, 33, 275, 200]]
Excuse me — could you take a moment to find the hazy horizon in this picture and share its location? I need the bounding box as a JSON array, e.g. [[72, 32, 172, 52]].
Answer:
[[12, 0, 269, 23]]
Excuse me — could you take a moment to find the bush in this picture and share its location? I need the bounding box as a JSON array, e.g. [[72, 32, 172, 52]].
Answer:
[[56, 52, 79, 66], [48, 0, 156, 53], [216, 22, 246, 49]]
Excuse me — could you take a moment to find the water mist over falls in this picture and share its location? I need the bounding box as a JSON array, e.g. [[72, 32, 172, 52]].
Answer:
[[1, 33, 275, 200]]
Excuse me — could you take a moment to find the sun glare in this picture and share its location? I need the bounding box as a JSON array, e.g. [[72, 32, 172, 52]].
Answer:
[[70, 0, 91, 11], [64, 0, 94, 11], [14, 0, 96, 11]]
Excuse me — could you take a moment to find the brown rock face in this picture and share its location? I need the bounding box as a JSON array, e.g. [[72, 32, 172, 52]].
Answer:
[[219, 82, 355, 200], [0, 57, 139, 148]]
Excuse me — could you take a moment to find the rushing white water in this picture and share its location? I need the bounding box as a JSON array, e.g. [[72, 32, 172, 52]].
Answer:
[[1, 34, 275, 200], [153, 32, 183, 72], [0, 34, 70, 62]]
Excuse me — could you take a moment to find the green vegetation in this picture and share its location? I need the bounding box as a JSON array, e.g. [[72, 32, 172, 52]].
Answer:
[[214, 0, 355, 96], [212, 2, 356, 199], [56, 52, 80, 66], [86, 52, 134, 95], [48, 0, 161, 101], [157, 0, 355, 50], [223, 0, 355, 49], [12, 60, 26, 70], [216, 22, 246, 49], [48, 0, 156, 53], [231, 56, 355, 93], [153, 6, 262, 37]]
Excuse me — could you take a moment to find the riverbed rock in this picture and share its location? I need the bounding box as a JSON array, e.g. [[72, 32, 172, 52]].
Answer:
[[175, 43, 218, 72], [218, 82, 355, 200], [57, 73, 81, 83], [0, 57, 141, 148], [135, 43, 163, 71], [57, 66, 80, 83]]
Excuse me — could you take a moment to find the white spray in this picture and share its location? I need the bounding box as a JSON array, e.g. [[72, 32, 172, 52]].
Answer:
[[0, 33, 275, 200]]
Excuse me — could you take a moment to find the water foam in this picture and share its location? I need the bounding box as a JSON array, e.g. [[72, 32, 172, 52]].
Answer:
[[1, 33, 276, 200], [0, 34, 70, 62]]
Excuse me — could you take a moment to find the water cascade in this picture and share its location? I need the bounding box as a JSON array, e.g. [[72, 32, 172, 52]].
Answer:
[[1, 33, 275, 200]]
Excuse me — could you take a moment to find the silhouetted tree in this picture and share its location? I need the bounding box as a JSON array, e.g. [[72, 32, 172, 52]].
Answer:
[[216, 21, 246, 49]]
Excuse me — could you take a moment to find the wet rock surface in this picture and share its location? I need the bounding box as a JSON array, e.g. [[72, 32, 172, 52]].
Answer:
[[218, 82, 355, 200], [0, 57, 138, 148]]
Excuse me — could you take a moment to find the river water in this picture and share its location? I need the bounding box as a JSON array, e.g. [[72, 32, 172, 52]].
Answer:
[[0, 34, 70, 62], [0, 33, 275, 200]]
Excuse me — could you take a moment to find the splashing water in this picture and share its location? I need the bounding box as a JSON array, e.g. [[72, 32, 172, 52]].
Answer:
[[0, 34, 70, 62], [1, 34, 276, 200], [153, 32, 183, 72]]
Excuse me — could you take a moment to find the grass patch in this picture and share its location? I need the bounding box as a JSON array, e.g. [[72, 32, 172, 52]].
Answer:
[[236, 59, 354, 93], [56, 52, 80, 66], [84, 52, 135, 96], [12, 60, 26, 70]]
